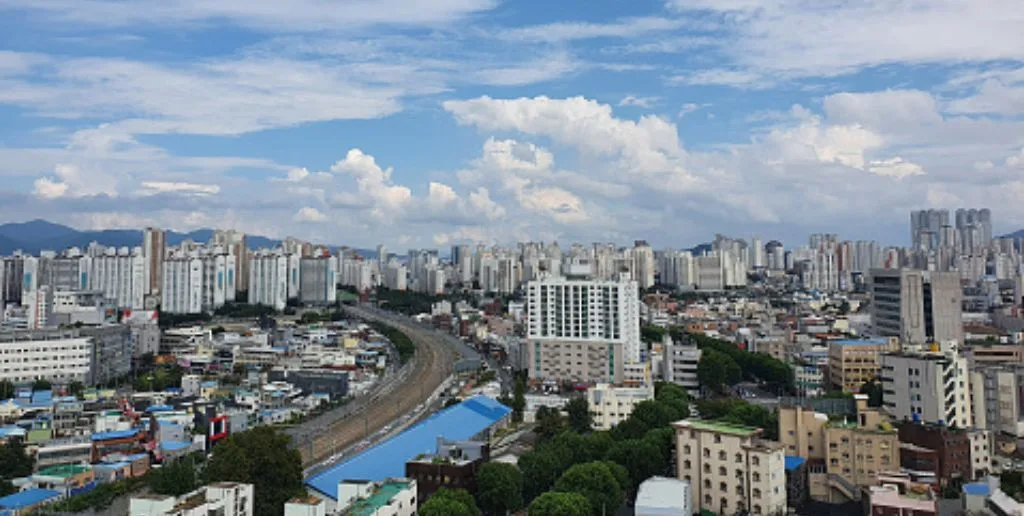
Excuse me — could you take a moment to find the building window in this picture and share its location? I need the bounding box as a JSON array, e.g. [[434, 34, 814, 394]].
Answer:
[[735, 453, 743, 463], [719, 451, 727, 461], [752, 456, 760, 466]]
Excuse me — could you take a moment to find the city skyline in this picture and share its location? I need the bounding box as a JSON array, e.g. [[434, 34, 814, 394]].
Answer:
[[0, 2, 1023, 248]]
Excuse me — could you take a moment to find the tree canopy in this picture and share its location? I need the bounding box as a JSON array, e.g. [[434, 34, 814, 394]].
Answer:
[[565, 397, 592, 434], [202, 427, 304, 516], [554, 462, 625, 516], [474, 462, 523, 515], [149, 456, 198, 496], [527, 491, 591, 516], [420, 488, 480, 516], [677, 329, 795, 394]]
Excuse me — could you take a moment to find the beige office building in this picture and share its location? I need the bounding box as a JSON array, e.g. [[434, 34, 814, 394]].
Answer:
[[828, 337, 899, 392], [675, 420, 787, 515], [527, 340, 625, 384], [778, 395, 899, 502]]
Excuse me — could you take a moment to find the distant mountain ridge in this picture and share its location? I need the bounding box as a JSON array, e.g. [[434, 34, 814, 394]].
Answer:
[[1005, 229, 1024, 239], [0, 219, 365, 255]]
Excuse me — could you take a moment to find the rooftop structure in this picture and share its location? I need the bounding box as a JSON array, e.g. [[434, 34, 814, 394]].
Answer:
[[306, 396, 510, 499]]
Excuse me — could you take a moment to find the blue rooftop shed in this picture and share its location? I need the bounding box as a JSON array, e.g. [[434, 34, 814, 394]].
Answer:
[[305, 395, 510, 499]]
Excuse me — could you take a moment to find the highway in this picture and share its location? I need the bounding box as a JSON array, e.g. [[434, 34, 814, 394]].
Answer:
[[288, 303, 462, 467]]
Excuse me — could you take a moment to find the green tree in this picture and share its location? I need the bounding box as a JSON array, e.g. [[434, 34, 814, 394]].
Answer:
[[420, 497, 476, 516], [534, 406, 567, 442], [859, 381, 884, 407], [203, 427, 304, 516], [0, 380, 14, 400], [0, 438, 34, 479], [31, 379, 52, 391], [475, 463, 523, 515], [149, 456, 198, 496], [696, 350, 734, 394], [565, 397, 592, 434], [0, 480, 15, 497], [421, 488, 480, 516], [67, 381, 85, 399], [640, 325, 666, 344], [601, 461, 631, 497], [511, 378, 526, 424], [554, 462, 624, 516], [527, 492, 590, 516], [519, 449, 562, 502], [605, 439, 663, 491]]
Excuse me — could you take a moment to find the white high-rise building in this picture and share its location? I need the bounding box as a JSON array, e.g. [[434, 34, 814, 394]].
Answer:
[[526, 273, 641, 363], [299, 257, 337, 305], [382, 263, 408, 291], [631, 241, 656, 289], [161, 250, 236, 314], [84, 247, 146, 309], [249, 253, 289, 311], [880, 342, 972, 428]]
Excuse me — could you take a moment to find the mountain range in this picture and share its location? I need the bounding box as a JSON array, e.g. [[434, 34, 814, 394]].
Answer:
[[0, 219, 296, 255], [1, 219, 1020, 256]]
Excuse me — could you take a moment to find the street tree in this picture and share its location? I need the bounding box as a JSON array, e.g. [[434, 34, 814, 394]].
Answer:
[[527, 492, 590, 516], [554, 462, 624, 516], [565, 397, 592, 434], [474, 462, 523, 515]]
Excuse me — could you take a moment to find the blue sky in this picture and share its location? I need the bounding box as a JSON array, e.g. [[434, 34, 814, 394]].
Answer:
[[0, 0, 1022, 250]]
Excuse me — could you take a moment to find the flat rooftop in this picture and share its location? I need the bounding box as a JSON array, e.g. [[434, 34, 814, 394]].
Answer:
[[305, 395, 510, 499], [346, 481, 411, 516], [673, 419, 761, 437]]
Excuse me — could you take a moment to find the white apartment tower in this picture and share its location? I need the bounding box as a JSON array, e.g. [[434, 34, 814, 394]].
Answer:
[[526, 273, 641, 363], [249, 253, 289, 311]]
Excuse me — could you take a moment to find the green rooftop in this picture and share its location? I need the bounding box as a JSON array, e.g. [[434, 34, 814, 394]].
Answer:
[[37, 464, 91, 478], [678, 419, 761, 437], [346, 481, 412, 516]]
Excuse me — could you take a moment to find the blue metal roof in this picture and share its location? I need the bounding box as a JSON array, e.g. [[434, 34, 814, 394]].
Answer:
[[784, 456, 806, 471], [146, 405, 174, 412], [91, 429, 140, 441], [160, 441, 192, 452], [963, 482, 990, 496], [832, 338, 890, 346], [0, 488, 61, 510], [305, 395, 511, 499]]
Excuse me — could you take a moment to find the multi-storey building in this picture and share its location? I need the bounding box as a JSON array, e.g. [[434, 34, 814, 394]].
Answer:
[[130, 482, 254, 516], [0, 326, 131, 386], [162, 251, 237, 314], [525, 273, 641, 364], [298, 257, 337, 306], [674, 419, 787, 515], [870, 268, 964, 346], [526, 340, 624, 384], [880, 343, 972, 428], [382, 263, 407, 291], [661, 335, 702, 398], [142, 227, 166, 296], [970, 364, 1024, 438], [586, 383, 654, 430], [897, 422, 974, 487], [248, 253, 289, 311], [778, 395, 899, 503], [827, 338, 899, 393], [81, 247, 147, 309]]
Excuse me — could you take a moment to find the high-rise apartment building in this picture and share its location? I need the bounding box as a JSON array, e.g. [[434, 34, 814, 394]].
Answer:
[[880, 343, 972, 428], [870, 268, 963, 346], [161, 251, 236, 314], [298, 257, 337, 305], [674, 420, 787, 515], [210, 229, 248, 294], [526, 273, 641, 363], [248, 252, 289, 311], [143, 227, 166, 295], [631, 241, 656, 289]]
